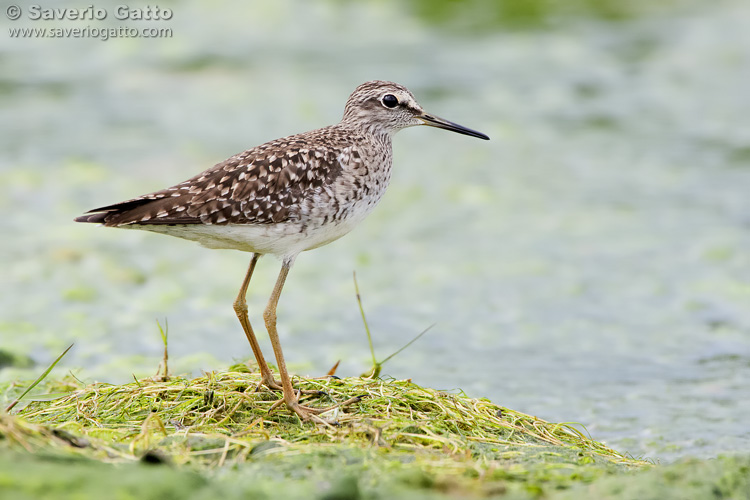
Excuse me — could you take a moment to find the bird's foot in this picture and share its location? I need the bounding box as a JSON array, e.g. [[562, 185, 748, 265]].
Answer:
[[259, 376, 326, 396], [269, 391, 363, 423], [259, 375, 284, 392]]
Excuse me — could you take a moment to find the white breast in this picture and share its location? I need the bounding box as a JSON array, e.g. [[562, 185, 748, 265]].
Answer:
[[127, 211, 370, 259]]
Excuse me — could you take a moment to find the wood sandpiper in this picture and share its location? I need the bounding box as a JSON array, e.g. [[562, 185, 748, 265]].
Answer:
[[76, 81, 489, 421]]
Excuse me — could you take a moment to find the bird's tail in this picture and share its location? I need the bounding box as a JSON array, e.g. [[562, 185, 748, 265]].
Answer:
[[74, 213, 109, 224]]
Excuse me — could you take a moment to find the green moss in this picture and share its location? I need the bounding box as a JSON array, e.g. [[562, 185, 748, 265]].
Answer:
[[3, 371, 745, 498], [1, 369, 648, 498], [556, 455, 750, 500], [0, 349, 35, 369], [61, 286, 97, 302], [401, 0, 691, 30]]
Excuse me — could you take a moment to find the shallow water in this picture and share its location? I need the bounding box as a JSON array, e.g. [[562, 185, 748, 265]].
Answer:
[[2, 0, 749, 463]]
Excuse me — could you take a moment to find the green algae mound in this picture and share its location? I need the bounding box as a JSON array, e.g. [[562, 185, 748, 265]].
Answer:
[[1, 368, 658, 499]]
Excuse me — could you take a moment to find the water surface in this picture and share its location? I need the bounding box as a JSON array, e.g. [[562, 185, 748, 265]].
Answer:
[[2, 0, 749, 462]]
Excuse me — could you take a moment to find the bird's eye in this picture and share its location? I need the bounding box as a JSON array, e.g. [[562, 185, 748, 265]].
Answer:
[[382, 94, 399, 108]]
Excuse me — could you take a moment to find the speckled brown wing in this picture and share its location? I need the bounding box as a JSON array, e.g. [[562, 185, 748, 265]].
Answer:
[[76, 131, 346, 227]]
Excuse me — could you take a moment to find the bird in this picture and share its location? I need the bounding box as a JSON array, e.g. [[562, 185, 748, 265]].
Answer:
[[75, 80, 489, 421]]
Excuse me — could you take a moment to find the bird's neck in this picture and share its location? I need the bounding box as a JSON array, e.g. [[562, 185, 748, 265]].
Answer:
[[339, 116, 394, 140]]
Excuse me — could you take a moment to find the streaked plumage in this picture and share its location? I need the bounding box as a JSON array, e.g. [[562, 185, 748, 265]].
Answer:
[[76, 81, 489, 421]]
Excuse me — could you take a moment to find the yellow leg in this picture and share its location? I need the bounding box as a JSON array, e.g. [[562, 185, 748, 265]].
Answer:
[[262, 256, 315, 419], [263, 256, 364, 421], [232, 253, 281, 390]]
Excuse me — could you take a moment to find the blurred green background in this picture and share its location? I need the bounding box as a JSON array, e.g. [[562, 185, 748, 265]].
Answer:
[[2, 0, 749, 462]]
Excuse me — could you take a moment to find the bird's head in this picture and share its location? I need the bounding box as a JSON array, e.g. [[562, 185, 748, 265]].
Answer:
[[342, 80, 489, 140]]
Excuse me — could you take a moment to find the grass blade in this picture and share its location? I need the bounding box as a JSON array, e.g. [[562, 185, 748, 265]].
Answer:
[[354, 272, 433, 378], [380, 324, 434, 365], [353, 271, 377, 367], [155, 319, 169, 380], [5, 343, 74, 413]]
